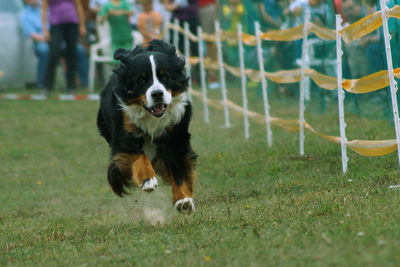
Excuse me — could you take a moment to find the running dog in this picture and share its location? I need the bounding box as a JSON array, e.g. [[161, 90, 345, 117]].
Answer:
[[96, 40, 197, 214]]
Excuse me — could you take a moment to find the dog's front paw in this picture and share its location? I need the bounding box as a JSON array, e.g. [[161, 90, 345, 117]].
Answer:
[[141, 177, 158, 192], [174, 198, 195, 214]]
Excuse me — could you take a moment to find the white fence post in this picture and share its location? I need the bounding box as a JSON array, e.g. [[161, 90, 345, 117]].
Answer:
[[215, 20, 231, 128], [237, 23, 250, 139], [380, 0, 400, 167], [197, 26, 210, 123], [255, 21, 272, 147], [173, 18, 179, 49], [299, 10, 310, 156], [163, 21, 170, 43], [336, 15, 348, 174], [88, 48, 95, 92], [184, 22, 192, 100]]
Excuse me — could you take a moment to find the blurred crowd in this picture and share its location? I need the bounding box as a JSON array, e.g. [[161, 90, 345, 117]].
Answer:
[[16, 0, 400, 92]]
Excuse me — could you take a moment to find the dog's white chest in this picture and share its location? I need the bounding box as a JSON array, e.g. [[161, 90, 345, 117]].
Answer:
[[143, 139, 157, 161], [120, 93, 188, 139]]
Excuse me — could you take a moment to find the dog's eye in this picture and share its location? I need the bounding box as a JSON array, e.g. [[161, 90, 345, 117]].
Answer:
[[140, 73, 147, 82], [159, 71, 168, 81]]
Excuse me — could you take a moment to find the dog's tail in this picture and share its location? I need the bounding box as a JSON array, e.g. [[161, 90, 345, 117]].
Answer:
[[107, 155, 134, 196]]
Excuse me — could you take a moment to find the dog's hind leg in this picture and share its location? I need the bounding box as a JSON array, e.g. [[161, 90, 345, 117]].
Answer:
[[108, 153, 135, 196]]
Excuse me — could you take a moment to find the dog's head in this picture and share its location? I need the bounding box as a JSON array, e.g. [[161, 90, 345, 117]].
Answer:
[[112, 40, 189, 118]]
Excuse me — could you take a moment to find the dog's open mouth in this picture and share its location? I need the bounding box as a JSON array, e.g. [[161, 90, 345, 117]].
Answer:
[[149, 103, 167, 117]]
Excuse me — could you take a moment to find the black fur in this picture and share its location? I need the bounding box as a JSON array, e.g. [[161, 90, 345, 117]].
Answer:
[[96, 39, 197, 197]]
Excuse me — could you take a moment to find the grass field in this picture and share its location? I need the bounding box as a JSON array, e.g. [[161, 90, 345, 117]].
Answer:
[[1, 87, 400, 266]]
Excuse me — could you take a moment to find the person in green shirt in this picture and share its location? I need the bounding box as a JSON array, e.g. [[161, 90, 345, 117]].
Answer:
[[386, 0, 400, 68], [99, 0, 134, 53]]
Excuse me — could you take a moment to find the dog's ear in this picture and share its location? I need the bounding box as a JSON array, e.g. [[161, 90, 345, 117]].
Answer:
[[148, 39, 176, 57], [130, 44, 145, 57], [113, 48, 129, 63]]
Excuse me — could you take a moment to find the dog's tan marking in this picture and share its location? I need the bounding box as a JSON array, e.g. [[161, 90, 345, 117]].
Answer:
[[111, 153, 156, 187], [153, 155, 197, 204], [123, 112, 136, 133], [126, 95, 147, 106], [172, 180, 193, 204], [132, 154, 156, 186], [112, 153, 133, 181], [167, 89, 183, 97]]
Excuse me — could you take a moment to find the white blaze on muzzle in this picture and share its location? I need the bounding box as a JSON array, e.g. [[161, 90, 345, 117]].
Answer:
[[146, 55, 172, 107]]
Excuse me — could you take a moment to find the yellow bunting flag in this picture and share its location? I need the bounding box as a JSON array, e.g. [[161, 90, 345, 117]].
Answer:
[[305, 69, 337, 90], [191, 90, 397, 157], [190, 56, 400, 94], [388, 5, 400, 19], [261, 25, 304, 41], [308, 23, 336, 41], [169, 5, 400, 44]]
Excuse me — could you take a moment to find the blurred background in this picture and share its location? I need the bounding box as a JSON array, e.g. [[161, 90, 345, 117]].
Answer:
[[0, 0, 399, 119]]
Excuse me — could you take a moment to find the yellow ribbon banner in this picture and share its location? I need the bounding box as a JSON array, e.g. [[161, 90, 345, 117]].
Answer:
[[222, 23, 335, 45], [341, 5, 400, 43], [340, 10, 383, 43], [305, 69, 337, 90], [190, 56, 400, 95], [168, 23, 199, 42], [191, 90, 397, 157], [169, 5, 400, 45], [307, 68, 400, 94], [261, 25, 304, 41], [309, 23, 336, 41]]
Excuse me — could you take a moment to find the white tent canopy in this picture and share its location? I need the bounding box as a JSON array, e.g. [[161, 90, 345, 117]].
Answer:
[[0, 0, 36, 89]]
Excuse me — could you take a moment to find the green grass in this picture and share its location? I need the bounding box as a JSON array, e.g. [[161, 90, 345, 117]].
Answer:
[[1, 88, 400, 266]]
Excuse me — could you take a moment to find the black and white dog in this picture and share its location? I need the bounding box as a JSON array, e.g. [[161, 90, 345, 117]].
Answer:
[[97, 40, 197, 214]]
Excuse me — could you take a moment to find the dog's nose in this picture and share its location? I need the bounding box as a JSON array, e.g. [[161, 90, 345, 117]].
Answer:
[[151, 90, 164, 100]]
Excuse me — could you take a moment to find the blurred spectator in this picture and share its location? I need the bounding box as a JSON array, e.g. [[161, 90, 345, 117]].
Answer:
[[132, 0, 170, 35], [137, 0, 163, 44], [154, 0, 171, 30], [99, 0, 134, 53], [164, 0, 200, 54], [309, 0, 334, 28], [21, 0, 88, 90], [332, 0, 342, 14], [125, 0, 141, 31], [386, 0, 400, 68], [164, 0, 200, 82], [199, 0, 218, 32], [221, 0, 244, 32], [258, 0, 281, 30], [89, 0, 108, 13], [283, 0, 309, 59], [257, 0, 283, 70], [219, 0, 244, 68], [276, 0, 297, 69], [342, 0, 369, 78], [357, 0, 383, 74], [199, 0, 219, 88], [20, 0, 48, 88], [275, 0, 291, 29], [42, 0, 86, 94], [284, 0, 308, 27]]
